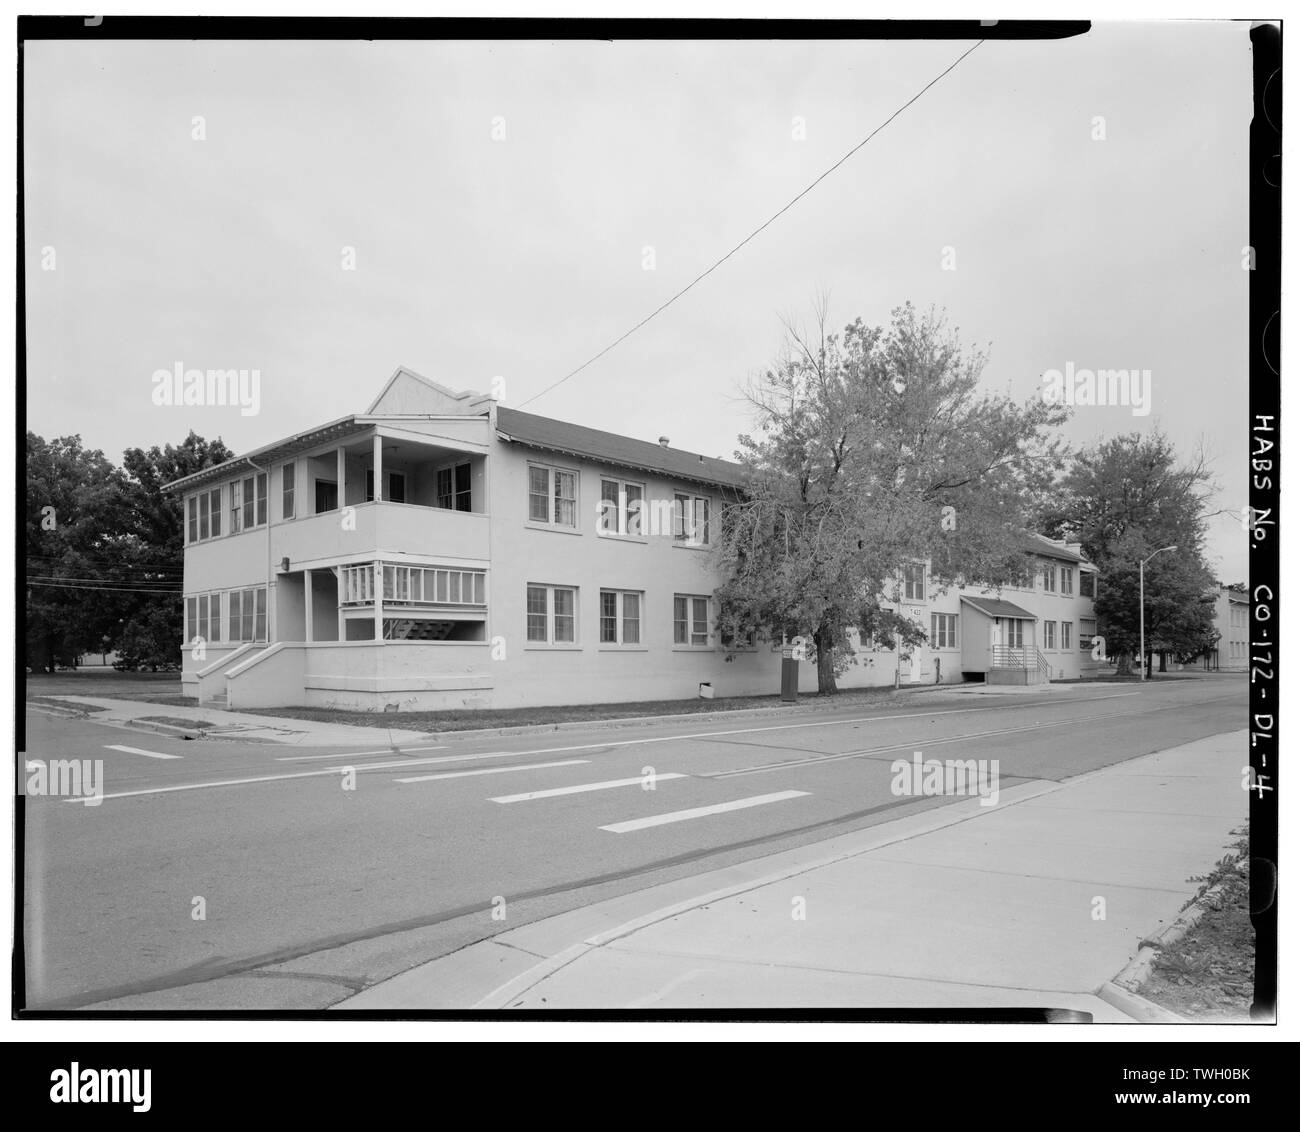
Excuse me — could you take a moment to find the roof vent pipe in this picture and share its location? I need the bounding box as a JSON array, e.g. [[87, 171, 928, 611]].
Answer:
[[658, 436, 670, 447]]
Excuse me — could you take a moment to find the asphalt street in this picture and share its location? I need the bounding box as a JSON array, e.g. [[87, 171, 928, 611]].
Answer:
[[20, 677, 1244, 1010]]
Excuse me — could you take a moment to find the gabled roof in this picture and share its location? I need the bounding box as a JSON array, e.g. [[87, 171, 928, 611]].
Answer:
[[960, 595, 1038, 620], [366, 366, 491, 415], [495, 406, 746, 490], [1025, 532, 1091, 565]]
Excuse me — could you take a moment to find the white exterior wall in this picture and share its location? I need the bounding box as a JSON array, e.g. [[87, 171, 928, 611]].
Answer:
[[177, 399, 1103, 709]]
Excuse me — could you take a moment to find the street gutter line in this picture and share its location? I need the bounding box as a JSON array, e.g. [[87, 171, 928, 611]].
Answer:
[[701, 706, 1165, 778], [296, 692, 1145, 768]]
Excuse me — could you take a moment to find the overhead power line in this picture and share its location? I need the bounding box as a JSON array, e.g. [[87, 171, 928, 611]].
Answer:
[[519, 39, 986, 409], [28, 581, 183, 596]]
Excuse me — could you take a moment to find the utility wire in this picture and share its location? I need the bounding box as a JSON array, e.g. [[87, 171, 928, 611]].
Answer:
[[519, 39, 986, 409], [28, 581, 183, 595]]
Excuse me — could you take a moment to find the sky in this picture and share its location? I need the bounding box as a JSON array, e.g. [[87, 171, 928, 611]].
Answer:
[[23, 22, 1253, 580]]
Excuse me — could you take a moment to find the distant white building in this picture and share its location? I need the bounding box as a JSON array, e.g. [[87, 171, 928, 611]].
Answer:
[[165, 368, 1103, 711], [1207, 583, 1249, 671]]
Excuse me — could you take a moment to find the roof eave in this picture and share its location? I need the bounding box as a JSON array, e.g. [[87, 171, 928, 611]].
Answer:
[[494, 430, 746, 492], [161, 415, 363, 493]]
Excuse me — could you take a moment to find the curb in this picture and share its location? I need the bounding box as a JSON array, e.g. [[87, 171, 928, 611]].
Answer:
[[127, 718, 211, 742], [28, 703, 90, 721], [1098, 870, 1240, 1024], [411, 685, 965, 744], [1096, 981, 1187, 1023]]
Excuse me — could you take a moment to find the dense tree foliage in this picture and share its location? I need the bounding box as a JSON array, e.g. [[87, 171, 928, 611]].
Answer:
[[716, 302, 1068, 693], [1037, 432, 1219, 675], [25, 430, 233, 672]]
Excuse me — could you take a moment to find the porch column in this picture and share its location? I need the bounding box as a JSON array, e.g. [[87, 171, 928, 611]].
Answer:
[[374, 561, 384, 641], [336, 567, 345, 640], [304, 570, 314, 643], [372, 433, 384, 502], [336, 446, 346, 508]]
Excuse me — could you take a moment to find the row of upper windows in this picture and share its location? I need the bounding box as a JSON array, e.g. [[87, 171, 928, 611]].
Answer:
[[526, 461, 714, 545], [900, 561, 1095, 602], [185, 461, 474, 544]]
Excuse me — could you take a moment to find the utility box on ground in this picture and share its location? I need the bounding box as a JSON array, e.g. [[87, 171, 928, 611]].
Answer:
[[781, 649, 799, 702]]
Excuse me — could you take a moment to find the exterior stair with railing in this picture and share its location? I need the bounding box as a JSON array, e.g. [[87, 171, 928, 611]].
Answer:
[[383, 619, 456, 641], [989, 644, 1054, 686]]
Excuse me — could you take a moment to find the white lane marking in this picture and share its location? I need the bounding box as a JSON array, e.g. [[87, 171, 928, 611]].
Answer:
[[64, 753, 513, 804], [276, 745, 447, 762], [104, 744, 182, 760], [490, 772, 687, 803], [600, 790, 810, 833], [395, 759, 589, 784]]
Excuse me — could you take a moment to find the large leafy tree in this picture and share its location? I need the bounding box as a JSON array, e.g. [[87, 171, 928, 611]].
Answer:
[[115, 432, 235, 668], [25, 430, 233, 672], [1037, 432, 1218, 674], [715, 302, 1068, 693], [25, 433, 135, 671]]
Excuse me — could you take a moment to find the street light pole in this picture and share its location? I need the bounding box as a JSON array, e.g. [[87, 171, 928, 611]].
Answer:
[[1138, 545, 1177, 681]]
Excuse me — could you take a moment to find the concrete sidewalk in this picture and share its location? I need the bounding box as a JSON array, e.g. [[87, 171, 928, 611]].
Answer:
[[339, 730, 1246, 1017], [32, 696, 437, 747]]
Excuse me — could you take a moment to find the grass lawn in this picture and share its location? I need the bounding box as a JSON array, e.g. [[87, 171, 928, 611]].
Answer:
[[233, 683, 926, 731], [26, 671, 190, 708], [1139, 825, 1255, 1021]]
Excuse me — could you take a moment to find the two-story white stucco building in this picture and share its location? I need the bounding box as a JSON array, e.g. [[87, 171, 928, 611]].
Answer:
[[165, 368, 1102, 711]]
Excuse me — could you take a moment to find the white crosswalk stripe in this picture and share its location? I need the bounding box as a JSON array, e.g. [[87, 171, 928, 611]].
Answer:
[[395, 759, 589, 784], [600, 790, 810, 833], [104, 744, 182, 760]]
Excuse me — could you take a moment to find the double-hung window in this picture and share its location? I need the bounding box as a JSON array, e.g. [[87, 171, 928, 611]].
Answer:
[[673, 494, 710, 545], [1079, 617, 1097, 649], [185, 592, 222, 644], [187, 487, 223, 542], [1079, 571, 1096, 598], [1044, 620, 1057, 649], [437, 462, 472, 511], [1042, 563, 1057, 592], [528, 465, 578, 528], [1061, 567, 1073, 595], [599, 478, 645, 536], [930, 612, 957, 649], [1062, 621, 1072, 650], [282, 464, 295, 519], [526, 584, 577, 644], [227, 587, 267, 642], [904, 562, 927, 602], [674, 594, 711, 646], [599, 589, 642, 645], [231, 473, 267, 532]]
